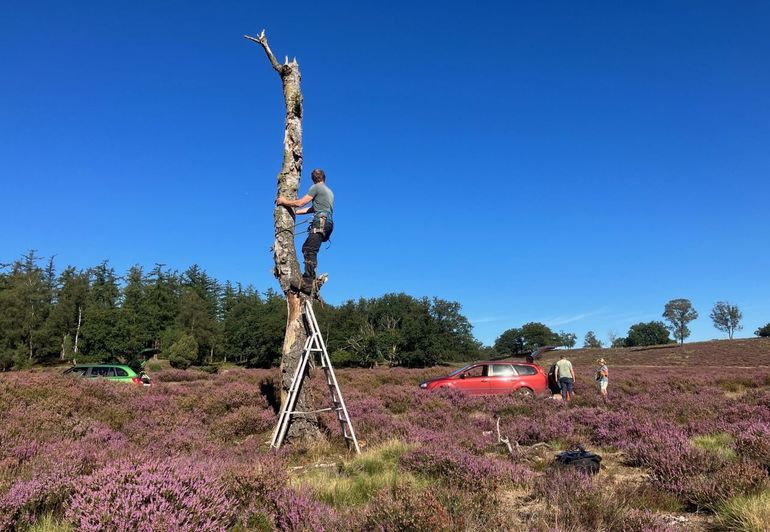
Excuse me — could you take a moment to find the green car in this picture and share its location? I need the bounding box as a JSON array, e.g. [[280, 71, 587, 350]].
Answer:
[[63, 364, 151, 386]]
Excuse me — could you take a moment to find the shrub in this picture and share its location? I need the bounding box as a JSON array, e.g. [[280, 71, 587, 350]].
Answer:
[[152, 368, 210, 382], [400, 441, 530, 489], [362, 483, 452, 532], [65, 458, 235, 531], [756, 323, 770, 337], [211, 405, 274, 442], [0, 471, 76, 531], [168, 334, 198, 369], [530, 468, 659, 530], [330, 349, 357, 367], [735, 423, 770, 469]]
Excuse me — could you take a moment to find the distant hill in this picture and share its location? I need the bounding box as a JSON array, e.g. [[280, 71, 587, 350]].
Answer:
[[538, 337, 770, 368]]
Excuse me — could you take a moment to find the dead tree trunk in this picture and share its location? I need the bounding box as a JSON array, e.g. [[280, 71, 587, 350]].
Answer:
[[74, 305, 82, 354], [246, 30, 322, 443]]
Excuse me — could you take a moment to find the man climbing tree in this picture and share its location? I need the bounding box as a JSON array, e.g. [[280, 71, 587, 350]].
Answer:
[[245, 29, 322, 443], [276, 168, 334, 294]]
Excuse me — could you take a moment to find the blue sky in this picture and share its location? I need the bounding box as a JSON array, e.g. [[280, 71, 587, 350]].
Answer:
[[2, 1, 769, 346]]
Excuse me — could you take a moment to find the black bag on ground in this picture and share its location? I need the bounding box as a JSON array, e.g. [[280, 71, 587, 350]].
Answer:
[[554, 446, 602, 475]]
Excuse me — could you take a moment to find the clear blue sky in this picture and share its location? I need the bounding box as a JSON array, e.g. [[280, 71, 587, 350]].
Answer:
[[2, 1, 769, 346]]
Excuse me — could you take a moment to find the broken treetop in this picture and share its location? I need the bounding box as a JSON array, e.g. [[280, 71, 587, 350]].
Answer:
[[309, 182, 334, 217]]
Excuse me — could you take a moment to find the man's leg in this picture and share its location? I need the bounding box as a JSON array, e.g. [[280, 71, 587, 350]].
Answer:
[[565, 379, 573, 402], [302, 231, 323, 281]]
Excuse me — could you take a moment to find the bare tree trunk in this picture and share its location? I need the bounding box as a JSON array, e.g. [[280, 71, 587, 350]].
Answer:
[[246, 30, 321, 443], [74, 306, 82, 354]]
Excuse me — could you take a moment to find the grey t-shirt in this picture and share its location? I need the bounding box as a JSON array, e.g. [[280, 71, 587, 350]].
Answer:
[[308, 182, 334, 216]]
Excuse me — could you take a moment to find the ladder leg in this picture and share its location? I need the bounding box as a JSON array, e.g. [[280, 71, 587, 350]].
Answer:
[[270, 299, 361, 453], [304, 300, 361, 454], [271, 336, 313, 448]]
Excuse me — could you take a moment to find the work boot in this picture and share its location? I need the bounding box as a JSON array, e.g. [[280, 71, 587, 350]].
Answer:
[[300, 276, 314, 295]]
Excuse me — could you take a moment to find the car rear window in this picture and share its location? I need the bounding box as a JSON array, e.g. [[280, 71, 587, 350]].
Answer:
[[513, 364, 537, 376], [115, 368, 128, 377], [90, 367, 116, 377], [489, 364, 515, 377]]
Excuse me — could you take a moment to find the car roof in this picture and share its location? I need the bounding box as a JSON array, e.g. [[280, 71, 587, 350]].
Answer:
[[72, 364, 133, 369], [475, 360, 536, 365]]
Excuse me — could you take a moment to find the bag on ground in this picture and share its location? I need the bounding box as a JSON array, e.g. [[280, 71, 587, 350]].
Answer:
[[554, 446, 602, 475]]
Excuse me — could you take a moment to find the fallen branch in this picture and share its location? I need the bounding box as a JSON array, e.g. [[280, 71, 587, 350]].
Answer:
[[496, 417, 518, 455], [288, 463, 338, 472]]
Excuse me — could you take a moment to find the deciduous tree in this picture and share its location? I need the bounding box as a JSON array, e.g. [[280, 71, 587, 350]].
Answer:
[[519, 322, 558, 352], [494, 328, 524, 356], [583, 330, 603, 348], [558, 331, 577, 349], [663, 299, 698, 345], [625, 321, 672, 347], [47, 266, 89, 359], [710, 301, 742, 340]]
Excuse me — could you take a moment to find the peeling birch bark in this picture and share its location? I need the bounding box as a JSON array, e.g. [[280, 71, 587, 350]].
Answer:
[[246, 30, 321, 442]]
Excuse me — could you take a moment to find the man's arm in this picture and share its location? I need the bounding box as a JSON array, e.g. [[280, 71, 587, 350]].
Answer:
[[276, 194, 313, 209]]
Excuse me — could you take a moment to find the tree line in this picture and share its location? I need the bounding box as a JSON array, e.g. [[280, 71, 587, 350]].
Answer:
[[0, 252, 480, 370], [3, 252, 767, 371], [493, 298, 769, 354]]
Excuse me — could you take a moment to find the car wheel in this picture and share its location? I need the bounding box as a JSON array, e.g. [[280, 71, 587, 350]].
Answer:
[[515, 387, 534, 398]]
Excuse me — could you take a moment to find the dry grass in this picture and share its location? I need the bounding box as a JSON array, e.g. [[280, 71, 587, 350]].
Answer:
[[716, 490, 770, 532], [292, 439, 422, 507], [27, 514, 74, 532]]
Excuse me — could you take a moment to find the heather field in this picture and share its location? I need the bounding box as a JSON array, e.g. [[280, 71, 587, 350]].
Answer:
[[2, 340, 770, 531]]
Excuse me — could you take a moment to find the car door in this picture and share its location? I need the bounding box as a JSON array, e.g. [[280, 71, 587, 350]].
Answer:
[[513, 364, 547, 394], [453, 365, 490, 395], [488, 364, 518, 394]]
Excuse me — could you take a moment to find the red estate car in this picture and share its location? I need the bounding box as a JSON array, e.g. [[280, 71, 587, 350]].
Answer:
[[419, 361, 549, 397]]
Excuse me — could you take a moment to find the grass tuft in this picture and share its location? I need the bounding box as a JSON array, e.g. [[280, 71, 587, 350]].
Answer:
[[294, 439, 421, 507], [690, 433, 736, 460], [716, 490, 770, 532], [27, 514, 74, 532]]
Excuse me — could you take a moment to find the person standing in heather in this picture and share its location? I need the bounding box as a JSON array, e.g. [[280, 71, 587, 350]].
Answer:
[[554, 353, 576, 403], [595, 358, 609, 403]]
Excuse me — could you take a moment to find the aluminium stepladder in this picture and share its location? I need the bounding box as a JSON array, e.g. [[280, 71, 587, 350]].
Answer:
[[270, 298, 361, 453]]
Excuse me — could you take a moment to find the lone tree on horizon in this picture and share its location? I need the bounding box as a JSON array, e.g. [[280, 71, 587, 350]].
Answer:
[[245, 30, 321, 443], [710, 301, 743, 340], [663, 298, 698, 345]]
